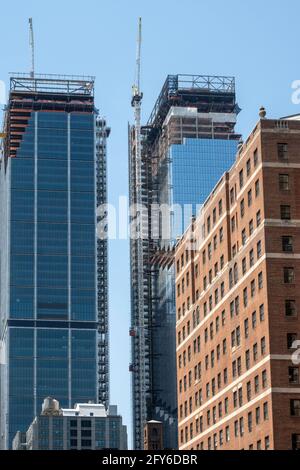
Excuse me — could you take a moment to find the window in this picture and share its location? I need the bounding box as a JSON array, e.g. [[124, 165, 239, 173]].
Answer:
[[279, 174, 290, 191], [284, 267, 295, 284], [265, 436, 270, 450], [230, 188, 235, 205], [243, 287, 248, 307], [234, 420, 239, 437], [281, 205, 291, 220], [231, 216, 236, 232], [207, 216, 211, 233], [277, 143, 288, 161], [213, 208, 217, 225], [287, 333, 297, 349], [249, 219, 254, 236], [282, 236, 293, 253], [242, 257, 246, 275], [246, 159, 251, 176], [253, 343, 258, 361], [247, 381, 251, 401], [219, 199, 223, 216], [239, 417, 244, 436], [257, 240, 262, 258], [219, 227, 224, 243], [245, 350, 250, 370], [258, 272, 263, 289], [242, 228, 247, 246], [254, 375, 259, 393], [292, 434, 300, 450], [257, 440, 262, 450], [248, 412, 253, 432], [235, 296, 240, 315], [261, 337, 266, 355], [259, 304, 265, 321], [262, 370, 267, 388], [285, 300, 297, 318], [239, 169, 244, 189], [240, 199, 245, 218], [244, 318, 249, 338], [225, 426, 230, 443], [213, 237, 218, 253], [255, 179, 260, 197], [252, 311, 257, 329], [253, 148, 259, 167], [255, 407, 261, 424], [256, 210, 261, 226], [220, 255, 225, 269], [290, 399, 300, 417], [289, 367, 299, 384], [251, 279, 256, 297], [208, 243, 212, 259], [202, 250, 206, 265], [249, 249, 254, 267], [248, 189, 252, 207]]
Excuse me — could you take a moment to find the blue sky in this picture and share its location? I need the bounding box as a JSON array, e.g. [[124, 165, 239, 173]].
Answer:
[[1, 0, 300, 448]]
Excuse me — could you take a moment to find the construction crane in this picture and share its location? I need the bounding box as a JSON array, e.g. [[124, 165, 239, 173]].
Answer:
[[29, 18, 35, 78], [131, 17, 147, 445]]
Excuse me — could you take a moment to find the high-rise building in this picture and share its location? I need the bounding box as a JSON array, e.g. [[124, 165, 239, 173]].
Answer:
[[0, 74, 110, 448], [129, 74, 241, 449], [175, 112, 300, 450], [12, 397, 127, 450]]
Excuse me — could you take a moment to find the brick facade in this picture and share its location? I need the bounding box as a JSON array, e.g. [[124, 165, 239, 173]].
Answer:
[[175, 117, 300, 450]]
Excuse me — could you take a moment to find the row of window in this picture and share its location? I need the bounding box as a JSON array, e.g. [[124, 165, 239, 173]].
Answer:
[[179, 335, 267, 403], [177, 270, 264, 346]]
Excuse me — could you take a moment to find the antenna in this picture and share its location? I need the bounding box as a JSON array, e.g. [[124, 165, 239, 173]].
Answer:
[[29, 18, 35, 78]]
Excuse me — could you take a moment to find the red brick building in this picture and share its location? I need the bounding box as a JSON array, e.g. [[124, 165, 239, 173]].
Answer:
[[175, 114, 300, 450]]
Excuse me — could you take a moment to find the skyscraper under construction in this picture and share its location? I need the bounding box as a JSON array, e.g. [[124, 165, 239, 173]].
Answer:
[[0, 74, 110, 448], [129, 74, 241, 449]]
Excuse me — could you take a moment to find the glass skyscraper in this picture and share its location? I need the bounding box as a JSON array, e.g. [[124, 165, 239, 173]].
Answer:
[[129, 75, 241, 449], [0, 75, 109, 448]]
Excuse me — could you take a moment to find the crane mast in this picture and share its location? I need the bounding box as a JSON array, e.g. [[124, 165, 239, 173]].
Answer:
[[29, 18, 35, 78], [131, 17, 147, 445]]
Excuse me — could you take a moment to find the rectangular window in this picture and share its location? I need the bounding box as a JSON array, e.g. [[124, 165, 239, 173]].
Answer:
[[257, 240, 262, 258], [249, 219, 254, 236], [246, 159, 251, 176], [279, 174, 290, 191], [255, 179, 260, 197], [278, 143, 288, 161], [256, 210, 261, 226], [290, 399, 300, 417], [263, 402, 269, 421], [292, 434, 300, 450], [281, 205, 291, 220], [259, 304, 265, 321], [254, 148, 259, 167], [285, 300, 297, 318], [282, 236, 293, 253], [240, 199, 245, 218], [287, 333, 297, 349], [289, 367, 299, 384], [284, 267, 295, 284], [248, 189, 252, 207], [219, 199, 223, 216], [239, 169, 244, 189]]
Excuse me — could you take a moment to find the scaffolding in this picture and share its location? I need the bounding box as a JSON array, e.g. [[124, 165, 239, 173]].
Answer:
[[129, 74, 241, 450]]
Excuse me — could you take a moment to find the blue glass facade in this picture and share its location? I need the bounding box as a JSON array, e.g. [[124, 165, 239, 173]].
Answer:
[[1, 108, 98, 448], [151, 137, 238, 447], [171, 138, 239, 233]]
